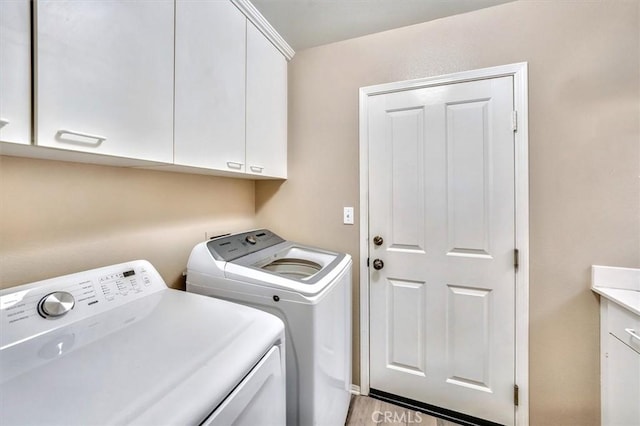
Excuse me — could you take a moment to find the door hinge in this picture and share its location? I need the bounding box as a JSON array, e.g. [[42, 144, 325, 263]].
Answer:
[[514, 248, 519, 271], [512, 111, 518, 132], [367, 257, 370, 267], [514, 384, 519, 406]]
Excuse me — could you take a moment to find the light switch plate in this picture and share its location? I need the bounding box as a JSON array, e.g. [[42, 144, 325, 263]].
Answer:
[[343, 207, 354, 225]]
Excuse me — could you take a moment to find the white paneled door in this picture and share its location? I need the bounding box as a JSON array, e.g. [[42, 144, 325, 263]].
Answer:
[[368, 76, 516, 425]]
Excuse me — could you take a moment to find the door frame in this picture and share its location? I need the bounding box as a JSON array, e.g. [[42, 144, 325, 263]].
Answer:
[[358, 62, 529, 425]]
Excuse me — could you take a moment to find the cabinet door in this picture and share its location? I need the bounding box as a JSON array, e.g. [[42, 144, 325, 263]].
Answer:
[[605, 333, 640, 426], [35, 0, 174, 162], [246, 22, 287, 179], [174, 0, 246, 172], [0, 0, 31, 145]]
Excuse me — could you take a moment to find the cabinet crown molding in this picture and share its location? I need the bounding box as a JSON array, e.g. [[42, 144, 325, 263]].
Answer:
[[231, 0, 295, 61]]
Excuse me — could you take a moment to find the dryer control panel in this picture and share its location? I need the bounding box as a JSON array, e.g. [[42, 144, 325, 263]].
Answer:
[[0, 260, 166, 349], [207, 229, 285, 262]]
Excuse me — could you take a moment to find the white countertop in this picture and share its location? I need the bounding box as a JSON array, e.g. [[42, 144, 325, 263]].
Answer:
[[592, 286, 640, 316], [592, 265, 640, 316]]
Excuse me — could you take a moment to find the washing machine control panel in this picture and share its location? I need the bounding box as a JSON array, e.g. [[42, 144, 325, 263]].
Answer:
[[207, 229, 285, 261], [0, 260, 166, 348]]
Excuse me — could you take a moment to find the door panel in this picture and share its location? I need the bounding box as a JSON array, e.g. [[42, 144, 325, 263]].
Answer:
[[386, 278, 427, 375], [369, 76, 515, 425], [388, 107, 426, 251], [446, 285, 492, 392], [0, 0, 31, 145], [446, 100, 491, 256], [246, 22, 287, 178], [35, 0, 174, 162], [174, 0, 246, 171]]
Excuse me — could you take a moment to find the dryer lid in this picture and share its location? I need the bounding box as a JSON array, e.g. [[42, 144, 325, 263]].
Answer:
[[1, 284, 283, 425]]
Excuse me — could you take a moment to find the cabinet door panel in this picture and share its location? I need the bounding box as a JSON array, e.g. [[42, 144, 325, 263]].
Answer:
[[246, 23, 287, 179], [605, 333, 640, 426], [35, 0, 174, 162], [174, 0, 246, 171], [0, 0, 31, 145]]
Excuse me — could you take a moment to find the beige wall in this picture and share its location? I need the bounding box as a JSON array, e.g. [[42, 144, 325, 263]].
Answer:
[[255, 1, 640, 425], [0, 156, 256, 289]]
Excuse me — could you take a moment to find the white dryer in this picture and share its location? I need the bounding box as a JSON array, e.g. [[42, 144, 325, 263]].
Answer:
[[0, 260, 285, 426], [187, 229, 352, 426]]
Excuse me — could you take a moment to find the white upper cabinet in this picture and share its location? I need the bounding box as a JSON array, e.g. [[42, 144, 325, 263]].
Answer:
[[0, 0, 32, 145], [246, 22, 288, 179], [35, 0, 174, 163], [4, 0, 291, 178], [175, 0, 246, 172], [176, 2, 289, 179]]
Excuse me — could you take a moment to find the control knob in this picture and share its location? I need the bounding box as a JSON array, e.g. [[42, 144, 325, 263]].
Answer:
[[245, 235, 257, 245], [38, 291, 75, 319]]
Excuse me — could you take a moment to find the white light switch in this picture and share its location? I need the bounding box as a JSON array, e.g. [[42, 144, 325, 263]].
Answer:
[[343, 207, 354, 225]]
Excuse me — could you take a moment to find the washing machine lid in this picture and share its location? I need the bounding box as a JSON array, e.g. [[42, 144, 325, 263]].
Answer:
[[0, 264, 283, 426], [234, 243, 346, 282], [204, 230, 349, 297]]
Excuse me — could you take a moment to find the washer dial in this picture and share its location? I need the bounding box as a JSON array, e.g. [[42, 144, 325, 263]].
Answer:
[[38, 291, 75, 319]]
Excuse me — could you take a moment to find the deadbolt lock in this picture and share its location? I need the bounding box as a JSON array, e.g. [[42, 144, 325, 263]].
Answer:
[[373, 236, 384, 246]]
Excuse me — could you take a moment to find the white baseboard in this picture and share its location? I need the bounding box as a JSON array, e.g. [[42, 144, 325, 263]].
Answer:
[[350, 384, 361, 395]]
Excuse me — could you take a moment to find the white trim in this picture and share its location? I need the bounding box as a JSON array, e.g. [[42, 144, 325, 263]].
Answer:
[[231, 0, 295, 61], [358, 62, 530, 426], [358, 85, 371, 396], [350, 384, 362, 395], [512, 62, 530, 426]]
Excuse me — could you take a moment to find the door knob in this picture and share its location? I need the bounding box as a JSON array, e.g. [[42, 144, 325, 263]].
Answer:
[[372, 259, 384, 270], [373, 236, 384, 246]]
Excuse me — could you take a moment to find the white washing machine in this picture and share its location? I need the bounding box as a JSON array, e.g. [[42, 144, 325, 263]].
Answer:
[[187, 229, 352, 426], [0, 260, 286, 426]]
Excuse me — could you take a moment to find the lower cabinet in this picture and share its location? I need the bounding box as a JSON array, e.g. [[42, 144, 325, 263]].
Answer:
[[601, 300, 640, 426]]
